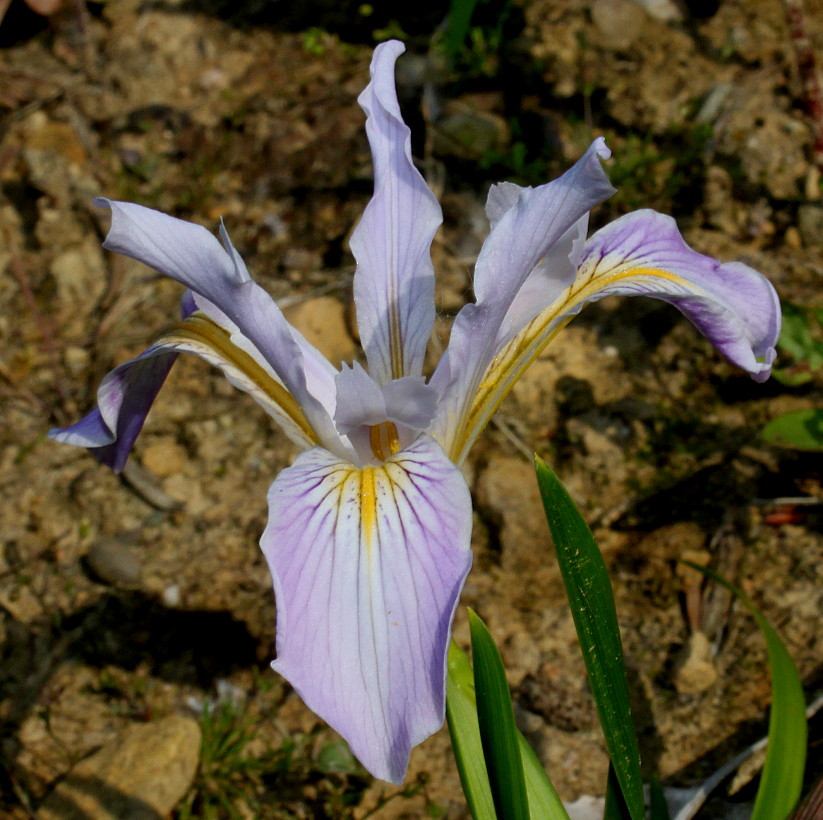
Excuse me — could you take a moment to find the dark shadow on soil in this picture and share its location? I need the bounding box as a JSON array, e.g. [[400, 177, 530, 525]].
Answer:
[[153, 0, 447, 40], [0, 591, 260, 750], [33, 772, 165, 819]]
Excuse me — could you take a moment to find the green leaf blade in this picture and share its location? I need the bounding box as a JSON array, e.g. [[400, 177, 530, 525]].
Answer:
[[446, 641, 571, 820], [682, 563, 807, 820], [469, 609, 531, 820], [534, 457, 645, 820], [762, 409, 823, 451], [446, 642, 497, 820]]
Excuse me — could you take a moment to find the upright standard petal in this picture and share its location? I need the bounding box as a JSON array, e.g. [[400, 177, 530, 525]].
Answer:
[[95, 199, 348, 457], [261, 435, 473, 783], [431, 139, 615, 459], [350, 41, 442, 383]]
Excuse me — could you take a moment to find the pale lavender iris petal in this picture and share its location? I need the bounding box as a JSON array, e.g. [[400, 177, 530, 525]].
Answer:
[[333, 362, 387, 434], [472, 138, 615, 305], [216, 220, 339, 413], [496, 213, 589, 348], [485, 180, 524, 228], [350, 41, 442, 383], [95, 198, 346, 454], [49, 305, 324, 469], [49, 347, 177, 472], [430, 139, 615, 454], [577, 209, 781, 381], [382, 376, 438, 430], [261, 435, 473, 783], [49, 292, 197, 471]]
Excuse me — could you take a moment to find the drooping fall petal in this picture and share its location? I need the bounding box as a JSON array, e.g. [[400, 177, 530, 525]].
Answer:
[[49, 348, 178, 472], [350, 41, 442, 384], [261, 435, 473, 783], [572, 209, 780, 380], [49, 312, 323, 470], [95, 199, 348, 456]]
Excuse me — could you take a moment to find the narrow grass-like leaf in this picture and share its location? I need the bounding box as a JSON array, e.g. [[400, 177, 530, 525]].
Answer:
[[535, 456, 645, 820], [604, 764, 633, 820], [649, 776, 670, 820], [446, 641, 496, 820], [682, 562, 807, 820], [469, 609, 530, 820], [447, 641, 571, 820], [517, 726, 570, 819], [443, 0, 481, 57]]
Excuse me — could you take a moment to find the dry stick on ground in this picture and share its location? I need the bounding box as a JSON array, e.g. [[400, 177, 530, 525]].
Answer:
[[783, 0, 823, 172], [8, 257, 72, 424]]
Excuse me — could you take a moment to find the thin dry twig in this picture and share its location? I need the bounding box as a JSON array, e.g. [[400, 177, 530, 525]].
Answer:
[[8, 257, 71, 423], [671, 692, 823, 820]]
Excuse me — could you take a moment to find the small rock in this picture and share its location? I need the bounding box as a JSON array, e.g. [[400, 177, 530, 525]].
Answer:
[[162, 583, 181, 607], [23, 114, 87, 166], [285, 296, 357, 367], [63, 345, 91, 377], [805, 165, 821, 201], [591, 0, 648, 49], [673, 631, 718, 695], [0, 582, 43, 622], [784, 225, 802, 248], [433, 106, 509, 162], [38, 715, 201, 820], [50, 239, 107, 318], [629, 0, 683, 22], [474, 455, 551, 575], [141, 438, 188, 477], [565, 795, 606, 820], [797, 205, 823, 247], [696, 84, 734, 125], [85, 537, 142, 589], [162, 473, 211, 515]]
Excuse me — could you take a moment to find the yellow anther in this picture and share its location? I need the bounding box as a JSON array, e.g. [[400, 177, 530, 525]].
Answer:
[[369, 421, 401, 462]]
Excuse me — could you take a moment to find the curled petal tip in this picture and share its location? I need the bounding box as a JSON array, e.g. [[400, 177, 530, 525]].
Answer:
[[592, 135, 611, 160]]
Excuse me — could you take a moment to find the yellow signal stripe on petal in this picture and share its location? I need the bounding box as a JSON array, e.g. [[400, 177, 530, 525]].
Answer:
[[453, 266, 692, 463], [390, 302, 405, 379], [157, 313, 319, 445], [332, 457, 416, 560], [360, 466, 377, 554]]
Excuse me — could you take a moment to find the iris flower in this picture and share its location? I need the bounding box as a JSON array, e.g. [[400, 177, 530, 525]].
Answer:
[[51, 40, 779, 783]]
